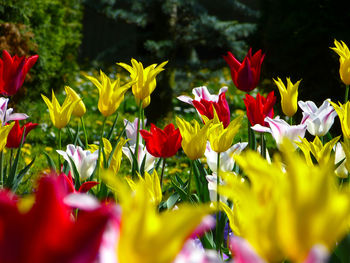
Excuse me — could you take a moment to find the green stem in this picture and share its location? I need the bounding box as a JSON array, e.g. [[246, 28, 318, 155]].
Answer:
[[9, 148, 13, 175], [320, 136, 324, 145], [97, 117, 107, 184], [260, 133, 266, 158], [187, 160, 193, 199], [289, 116, 293, 125], [345, 85, 349, 103], [0, 151, 3, 187], [57, 128, 62, 172], [160, 158, 166, 188], [216, 152, 221, 253], [80, 116, 89, 149], [134, 100, 143, 175]]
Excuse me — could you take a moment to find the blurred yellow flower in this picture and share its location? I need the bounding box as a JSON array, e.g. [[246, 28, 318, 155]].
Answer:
[[274, 77, 301, 117], [84, 70, 134, 117], [330, 101, 350, 138], [331, 40, 350, 85], [220, 140, 350, 262], [102, 171, 213, 263], [176, 117, 211, 160], [0, 121, 15, 151], [64, 86, 86, 118], [117, 59, 167, 108], [41, 90, 79, 129]]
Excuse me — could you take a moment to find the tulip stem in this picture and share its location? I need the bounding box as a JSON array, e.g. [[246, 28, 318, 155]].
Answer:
[[345, 85, 349, 103], [160, 158, 166, 188], [80, 117, 89, 149], [134, 101, 143, 175], [216, 152, 221, 253], [97, 117, 107, 184], [187, 160, 193, 199], [57, 128, 62, 173], [289, 116, 293, 125], [260, 133, 266, 158], [0, 151, 3, 187]]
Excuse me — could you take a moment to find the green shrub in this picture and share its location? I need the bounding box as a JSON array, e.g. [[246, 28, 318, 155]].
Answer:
[[0, 0, 83, 101]]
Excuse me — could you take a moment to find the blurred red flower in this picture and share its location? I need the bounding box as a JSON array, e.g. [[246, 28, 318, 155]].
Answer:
[[0, 50, 38, 96]]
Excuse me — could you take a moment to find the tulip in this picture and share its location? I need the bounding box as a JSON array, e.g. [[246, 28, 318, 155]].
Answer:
[[252, 116, 307, 149], [5, 120, 38, 148], [243, 91, 276, 127], [177, 86, 228, 104], [273, 77, 301, 117], [41, 90, 80, 129], [205, 141, 248, 172], [178, 86, 230, 127], [102, 172, 213, 263], [207, 114, 243, 153], [140, 123, 182, 158], [0, 176, 112, 263], [0, 50, 38, 96], [329, 100, 350, 138], [84, 70, 134, 117], [57, 144, 99, 181], [0, 97, 28, 125], [124, 118, 147, 145], [101, 137, 126, 174], [330, 40, 350, 85], [0, 121, 15, 151], [295, 136, 340, 166], [221, 141, 350, 262], [334, 142, 348, 178], [192, 92, 231, 128], [117, 59, 168, 108], [299, 99, 337, 136], [223, 48, 265, 92], [58, 171, 99, 193], [176, 117, 211, 160], [64, 86, 86, 118]]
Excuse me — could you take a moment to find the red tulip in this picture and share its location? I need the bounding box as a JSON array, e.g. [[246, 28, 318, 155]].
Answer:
[[58, 171, 99, 193], [192, 92, 231, 128], [6, 120, 38, 148], [223, 48, 265, 92], [243, 91, 276, 127], [0, 50, 39, 96], [140, 123, 182, 158], [0, 176, 112, 263]]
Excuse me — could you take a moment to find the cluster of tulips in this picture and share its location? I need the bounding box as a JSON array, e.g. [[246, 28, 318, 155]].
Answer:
[[1, 39, 350, 263]]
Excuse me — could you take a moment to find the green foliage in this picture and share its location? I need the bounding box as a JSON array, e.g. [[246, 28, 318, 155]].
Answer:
[[0, 0, 83, 100]]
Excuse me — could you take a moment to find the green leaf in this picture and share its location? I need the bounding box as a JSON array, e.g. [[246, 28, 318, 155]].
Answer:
[[12, 157, 36, 192], [42, 151, 56, 171]]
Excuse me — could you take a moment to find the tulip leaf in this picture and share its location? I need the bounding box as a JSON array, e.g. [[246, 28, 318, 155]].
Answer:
[[42, 151, 56, 171], [12, 157, 36, 192], [106, 113, 119, 141], [165, 192, 180, 209], [67, 155, 81, 190], [200, 231, 215, 250], [333, 233, 350, 263], [193, 160, 210, 203]]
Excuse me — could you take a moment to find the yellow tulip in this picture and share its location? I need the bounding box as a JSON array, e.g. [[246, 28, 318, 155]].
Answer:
[[117, 59, 168, 108], [0, 121, 15, 151], [64, 86, 86, 118], [100, 137, 126, 174], [176, 117, 211, 160], [125, 170, 162, 205], [295, 136, 340, 166], [207, 113, 243, 153], [84, 70, 134, 117], [220, 140, 350, 262], [41, 90, 79, 129], [101, 171, 213, 263], [330, 100, 350, 138], [274, 77, 301, 117], [331, 40, 350, 85]]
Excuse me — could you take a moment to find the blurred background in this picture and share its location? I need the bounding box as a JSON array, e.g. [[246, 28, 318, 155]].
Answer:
[[1, 0, 350, 122]]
